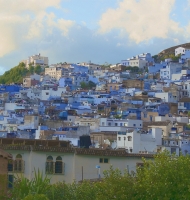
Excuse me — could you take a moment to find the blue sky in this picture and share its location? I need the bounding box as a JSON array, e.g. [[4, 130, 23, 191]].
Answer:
[[0, 0, 190, 73]]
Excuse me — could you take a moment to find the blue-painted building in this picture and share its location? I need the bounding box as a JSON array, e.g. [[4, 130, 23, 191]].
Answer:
[[59, 111, 68, 120], [148, 63, 164, 74], [71, 64, 89, 73], [59, 77, 73, 89], [122, 108, 141, 119], [144, 81, 151, 90], [0, 85, 21, 93], [158, 104, 170, 116]]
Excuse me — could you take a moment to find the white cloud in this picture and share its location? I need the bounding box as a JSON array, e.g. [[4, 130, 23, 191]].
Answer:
[[0, 0, 75, 57], [98, 0, 182, 43]]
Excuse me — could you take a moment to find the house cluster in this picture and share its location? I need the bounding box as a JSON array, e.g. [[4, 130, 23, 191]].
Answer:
[[1, 47, 190, 185]]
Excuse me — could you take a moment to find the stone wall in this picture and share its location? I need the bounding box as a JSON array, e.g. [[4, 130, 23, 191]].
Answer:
[[122, 79, 144, 89]]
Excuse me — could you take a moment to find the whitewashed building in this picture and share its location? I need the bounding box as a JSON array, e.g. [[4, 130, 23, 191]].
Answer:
[[117, 128, 162, 153]]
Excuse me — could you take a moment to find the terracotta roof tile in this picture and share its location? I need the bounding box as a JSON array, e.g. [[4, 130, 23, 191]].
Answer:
[[0, 149, 12, 159]]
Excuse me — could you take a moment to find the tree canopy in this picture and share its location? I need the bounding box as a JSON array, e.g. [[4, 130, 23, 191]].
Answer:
[[80, 81, 96, 89], [0, 63, 43, 84]]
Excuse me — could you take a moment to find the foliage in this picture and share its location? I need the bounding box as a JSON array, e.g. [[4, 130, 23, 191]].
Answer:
[[8, 169, 51, 200], [152, 55, 158, 62], [29, 65, 35, 74], [0, 62, 28, 84], [7, 152, 190, 199], [34, 65, 42, 74], [160, 54, 181, 62], [101, 63, 111, 69], [0, 174, 7, 200], [0, 63, 43, 84], [114, 114, 122, 119], [134, 152, 190, 199], [23, 194, 49, 200], [123, 66, 140, 73], [80, 81, 96, 89]]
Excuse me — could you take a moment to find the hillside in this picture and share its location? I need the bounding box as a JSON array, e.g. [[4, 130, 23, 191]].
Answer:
[[0, 63, 43, 84], [154, 42, 190, 62]]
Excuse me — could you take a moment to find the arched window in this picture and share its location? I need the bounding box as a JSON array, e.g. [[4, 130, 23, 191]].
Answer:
[[55, 156, 63, 174], [8, 154, 13, 172], [46, 156, 53, 174], [14, 154, 24, 172], [128, 136, 132, 141]]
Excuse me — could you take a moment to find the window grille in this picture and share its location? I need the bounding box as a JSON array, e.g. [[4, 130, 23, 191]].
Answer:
[[55, 156, 63, 174], [45, 156, 65, 175], [46, 156, 54, 174], [14, 154, 24, 173]]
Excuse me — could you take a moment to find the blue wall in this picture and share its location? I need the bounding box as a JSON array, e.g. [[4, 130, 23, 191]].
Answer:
[[0, 85, 21, 92], [158, 104, 170, 116], [148, 63, 164, 74], [71, 64, 89, 73]]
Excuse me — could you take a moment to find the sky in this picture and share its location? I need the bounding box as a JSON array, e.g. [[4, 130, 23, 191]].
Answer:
[[0, 0, 190, 74]]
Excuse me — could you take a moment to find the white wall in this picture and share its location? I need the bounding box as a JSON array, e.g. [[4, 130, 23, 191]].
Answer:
[[175, 47, 186, 56], [155, 116, 189, 123], [117, 128, 162, 153], [6, 149, 149, 183], [155, 92, 175, 103], [100, 118, 143, 128]]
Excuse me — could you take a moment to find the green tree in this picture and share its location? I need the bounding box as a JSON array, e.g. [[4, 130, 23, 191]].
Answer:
[[34, 65, 42, 74], [0, 62, 28, 84], [29, 65, 34, 74], [80, 82, 88, 89], [80, 81, 96, 89], [88, 81, 96, 89]]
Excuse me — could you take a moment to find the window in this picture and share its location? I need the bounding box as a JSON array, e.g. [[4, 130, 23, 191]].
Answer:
[[99, 158, 109, 163], [8, 160, 13, 172], [133, 124, 136, 127], [8, 175, 14, 189], [115, 123, 118, 126], [14, 154, 24, 173], [150, 116, 153, 121], [130, 149, 133, 153], [118, 137, 121, 141], [55, 156, 63, 174], [46, 92, 49, 95], [108, 122, 111, 126], [128, 136, 132, 141], [46, 156, 64, 174], [46, 156, 54, 174], [171, 148, 176, 154]]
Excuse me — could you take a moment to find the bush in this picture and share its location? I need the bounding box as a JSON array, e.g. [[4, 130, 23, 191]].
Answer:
[[23, 194, 49, 200]]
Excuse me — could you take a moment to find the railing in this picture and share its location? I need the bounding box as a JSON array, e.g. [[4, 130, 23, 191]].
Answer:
[[0, 144, 30, 150]]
